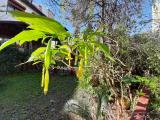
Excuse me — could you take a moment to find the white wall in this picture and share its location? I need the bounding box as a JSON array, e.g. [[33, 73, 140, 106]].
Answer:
[[0, 0, 15, 21], [152, 0, 160, 31], [0, 0, 8, 11], [0, 0, 46, 21]]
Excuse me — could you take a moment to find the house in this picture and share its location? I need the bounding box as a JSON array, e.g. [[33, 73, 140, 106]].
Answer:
[[152, 0, 160, 32], [0, 0, 54, 52]]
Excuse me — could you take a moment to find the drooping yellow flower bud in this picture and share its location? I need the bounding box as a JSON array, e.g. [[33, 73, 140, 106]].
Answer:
[[44, 69, 49, 95], [76, 59, 83, 79]]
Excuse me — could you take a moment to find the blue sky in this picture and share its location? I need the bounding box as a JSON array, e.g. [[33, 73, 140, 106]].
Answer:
[[33, 0, 153, 34], [33, 0, 74, 33], [141, 0, 152, 32]]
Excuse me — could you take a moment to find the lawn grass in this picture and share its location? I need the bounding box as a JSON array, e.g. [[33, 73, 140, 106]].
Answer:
[[0, 72, 78, 119], [0, 72, 41, 106]]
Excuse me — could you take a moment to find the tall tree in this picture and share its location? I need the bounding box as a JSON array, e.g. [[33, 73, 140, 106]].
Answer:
[[48, 1, 142, 31], [42, 0, 144, 41]]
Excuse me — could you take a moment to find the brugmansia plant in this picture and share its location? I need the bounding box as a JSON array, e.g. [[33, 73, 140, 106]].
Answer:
[[0, 11, 113, 94]]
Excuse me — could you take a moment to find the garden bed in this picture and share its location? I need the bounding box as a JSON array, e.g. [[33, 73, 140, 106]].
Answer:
[[131, 88, 150, 120]]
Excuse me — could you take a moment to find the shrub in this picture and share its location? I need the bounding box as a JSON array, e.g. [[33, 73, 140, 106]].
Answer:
[[142, 33, 160, 75], [0, 44, 28, 73], [118, 32, 160, 75]]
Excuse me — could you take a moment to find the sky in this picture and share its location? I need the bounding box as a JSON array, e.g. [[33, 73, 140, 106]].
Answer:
[[33, 0, 74, 33], [141, 0, 152, 32], [33, 0, 153, 34]]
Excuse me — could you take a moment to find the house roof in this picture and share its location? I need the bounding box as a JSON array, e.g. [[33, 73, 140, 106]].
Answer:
[[8, 0, 26, 11], [19, 0, 46, 16]]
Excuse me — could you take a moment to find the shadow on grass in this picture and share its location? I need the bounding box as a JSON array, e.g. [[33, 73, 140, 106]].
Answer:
[[0, 72, 78, 120], [0, 78, 7, 92]]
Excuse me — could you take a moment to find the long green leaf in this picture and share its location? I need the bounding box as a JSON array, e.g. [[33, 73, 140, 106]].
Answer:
[[19, 30, 45, 45], [60, 45, 71, 52], [43, 39, 52, 95], [0, 30, 45, 51], [28, 47, 46, 62], [45, 39, 52, 69], [92, 41, 114, 61], [10, 11, 67, 35], [31, 47, 46, 57]]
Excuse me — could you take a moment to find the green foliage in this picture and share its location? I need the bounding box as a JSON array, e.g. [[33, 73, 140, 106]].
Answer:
[[142, 35, 160, 75], [92, 41, 114, 61], [122, 75, 160, 112], [10, 11, 67, 35], [78, 59, 122, 120], [123, 75, 158, 93], [0, 45, 28, 73], [118, 32, 160, 76], [0, 30, 45, 51], [28, 47, 46, 62], [146, 76, 160, 113], [0, 11, 113, 94]]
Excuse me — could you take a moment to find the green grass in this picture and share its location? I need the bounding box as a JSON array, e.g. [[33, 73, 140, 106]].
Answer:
[[0, 72, 78, 119], [0, 72, 42, 106], [0, 72, 77, 106]]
